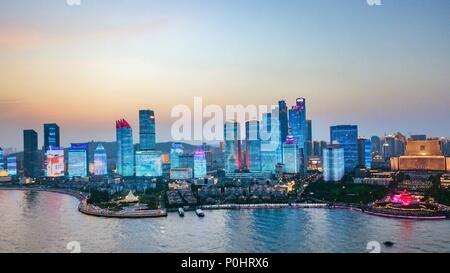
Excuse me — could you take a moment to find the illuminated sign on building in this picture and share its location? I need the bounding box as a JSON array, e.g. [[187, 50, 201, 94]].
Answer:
[[135, 150, 162, 177], [68, 143, 88, 178], [46, 148, 65, 177]]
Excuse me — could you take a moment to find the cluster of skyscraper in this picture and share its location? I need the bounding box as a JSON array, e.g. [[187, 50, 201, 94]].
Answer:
[[223, 98, 310, 177]]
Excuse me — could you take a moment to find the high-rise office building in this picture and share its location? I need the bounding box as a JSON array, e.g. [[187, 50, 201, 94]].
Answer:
[[135, 150, 162, 177], [116, 119, 134, 176], [245, 120, 261, 172], [278, 100, 289, 146], [288, 98, 307, 175], [139, 110, 156, 150], [68, 143, 88, 178], [23, 130, 39, 177], [358, 138, 372, 169], [323, 145, 345, 182], [261, 111, 282, 173], [282, 136, 302, 174], [94, 144, 107, 176], [330, 125, 358, 172], [7, 156, 17, 176], [306, 120, 312, 159], [193, 148, 207, 179], [44, 123, 60, 151], [371, 136, 381, 155], [0, 147, 3, 172], [224, 122, 242, 173], [45, 147, 65, 177], [170, 143, 184, 169], [313, 141, 321, 157]]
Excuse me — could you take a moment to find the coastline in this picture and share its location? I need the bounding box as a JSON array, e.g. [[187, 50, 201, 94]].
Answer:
[[1, 186, 448, 220]]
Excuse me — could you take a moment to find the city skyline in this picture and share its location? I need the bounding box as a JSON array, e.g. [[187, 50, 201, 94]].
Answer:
[[1, 0, 450, 149]]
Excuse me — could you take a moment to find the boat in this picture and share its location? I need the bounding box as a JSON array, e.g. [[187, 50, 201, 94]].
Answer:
[[384, 241, 395, 247], [178, 208, 185, 217], [195, 209, 205, 217]]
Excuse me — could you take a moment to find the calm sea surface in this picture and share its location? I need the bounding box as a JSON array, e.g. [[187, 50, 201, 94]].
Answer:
[[1, 190, 450, 253]]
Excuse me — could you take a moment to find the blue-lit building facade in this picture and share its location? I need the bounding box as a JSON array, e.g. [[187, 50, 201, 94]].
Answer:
[[23, 129, 39, 177], [224, 122, 242, 174], [0, 147, 3, 172], [116, 119, 134, 176], [278, 100, 289, 148], [193, 148, 207, 178], [7, 156, 17, 176], [282, 136, 302, 174], [245, 120, 261, 172], [139, 109, 156, 150], [94, 144, 108, 176], [68, 143, 88, 178], [330, 125, 358, 172], [261, 111, 282, 173], [323, 145, 345, 182], [358, 138, 372, 169], [170, 143, 184, 169], [288, 98, 307, 175], [135, 150, 162, 177], [44, 123, 60, 177]]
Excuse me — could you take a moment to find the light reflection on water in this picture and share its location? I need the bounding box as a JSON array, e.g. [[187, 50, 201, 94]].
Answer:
[[1, 190, 450, 253]]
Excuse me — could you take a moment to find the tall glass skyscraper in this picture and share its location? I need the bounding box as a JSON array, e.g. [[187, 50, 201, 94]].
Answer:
[[358, 138, 372, 169], [135, 150, 162, 177], [0, 147, 3, 172], [371, 136, 381, 155], [23, 129, 38, 177], [245, 120, 261, 172], [193, 148, 207, 179], [170, 143, 184, 169], [288, 98, 307, 175], [94, 144, 107, 176], [68, 143, 88, 178], [139, 110, 156, 150], [224, 122, 242, 174], [116, 119, 134, 176], [278, 100, 289, 146], [323, 144, 345, 182], [282, 136, 302, 174], [7, 156, 17, 176], [306, 120, 313, 159], [330, 125, 358, 172], [261, 111, 282, 173], [44, 123, 60, 151]]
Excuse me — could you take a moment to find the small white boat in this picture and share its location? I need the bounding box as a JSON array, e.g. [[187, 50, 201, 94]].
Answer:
[[195, 209, 205, 217], [178, 208, 185, 217]]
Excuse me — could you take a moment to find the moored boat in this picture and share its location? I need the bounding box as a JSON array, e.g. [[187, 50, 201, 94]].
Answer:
[[195, 209, 205, 217]]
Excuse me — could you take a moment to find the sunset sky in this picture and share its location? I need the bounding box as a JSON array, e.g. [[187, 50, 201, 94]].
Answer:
[[1, 0, 449, 150]]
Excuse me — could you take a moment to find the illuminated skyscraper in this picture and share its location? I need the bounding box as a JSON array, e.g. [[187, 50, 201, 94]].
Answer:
[[135, 150, 162, 177], [68, 143, 88, 178], [245, 120, 261, 172], [371, 136, 381, 155], [44, 123, 60, 151], [23, 129, 39, 177], [278, 100, 289, 146], [288, 98, 307, 175], [261, 111, 282, 173], [306, 120, 313, 159], [282, 136, 302, 174], [323, 144, 345, 182], [358, 138, 372, 169], [139, 110, 156, 150], [46, 147, 65, 177], [330, 125, 358, 172], [170, 143, 184, 169], [7, 156, 17, 176], [0, 147, 3, 172], [116, 119, 134, 176], [94, 144, 107, 176], [193, 148, 207, 179], [224, 122, 242, 173]]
